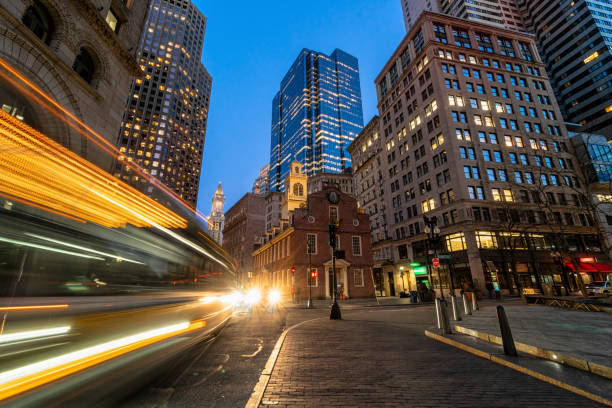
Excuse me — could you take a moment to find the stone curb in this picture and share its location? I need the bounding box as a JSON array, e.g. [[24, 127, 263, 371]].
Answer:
[[453, 324, 612, 381], [424, 330, 612, 407]]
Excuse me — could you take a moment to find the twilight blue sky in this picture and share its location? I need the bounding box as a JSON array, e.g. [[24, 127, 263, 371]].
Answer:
[[194, 0, 406, 214]]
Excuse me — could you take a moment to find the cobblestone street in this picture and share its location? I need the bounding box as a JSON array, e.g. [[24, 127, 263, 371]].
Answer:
[[260, 305, 605, 407]]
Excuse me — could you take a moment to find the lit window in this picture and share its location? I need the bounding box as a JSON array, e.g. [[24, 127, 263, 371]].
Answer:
[[476, 231, 497, 249], [106, 9, 120, 33]]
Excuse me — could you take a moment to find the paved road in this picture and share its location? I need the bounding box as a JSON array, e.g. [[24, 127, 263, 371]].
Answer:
[[119, 307, 288, 408], [120, 303, 602, 407]]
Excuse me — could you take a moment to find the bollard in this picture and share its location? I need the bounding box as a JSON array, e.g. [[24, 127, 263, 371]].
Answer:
[[330, 300, 342, 320], [471, 291, 479, 311], [434, 298, 442, 329], [440, 299, 452, 334], [451, 295, 462, 321], [462, 293, 472, 315], [496, 305, 517, 356]]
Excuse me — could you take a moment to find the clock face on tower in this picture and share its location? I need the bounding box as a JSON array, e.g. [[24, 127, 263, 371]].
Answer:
[[327, 191, 339, 204]]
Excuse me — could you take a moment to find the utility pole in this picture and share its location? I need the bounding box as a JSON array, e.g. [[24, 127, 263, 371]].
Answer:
[[307, 239, 313, 308]]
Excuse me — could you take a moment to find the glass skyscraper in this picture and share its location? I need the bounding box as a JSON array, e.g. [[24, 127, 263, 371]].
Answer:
[[269, 48, 364, 192], [116, 0, 212, 207]]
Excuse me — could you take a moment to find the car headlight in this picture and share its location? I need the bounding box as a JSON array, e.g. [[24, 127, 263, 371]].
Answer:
[[268, 289, 281, 305], [244, 288, 262, 305]]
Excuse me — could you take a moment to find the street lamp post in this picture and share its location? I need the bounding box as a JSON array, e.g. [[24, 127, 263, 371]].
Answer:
[[329, 223, 341, 319], [424, 215, 443, 300]]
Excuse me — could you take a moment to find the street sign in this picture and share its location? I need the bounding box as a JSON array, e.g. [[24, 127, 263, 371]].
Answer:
[[437, 254, 452, 260], [413, 266, 428, 275], [432, 258, 440, 268]]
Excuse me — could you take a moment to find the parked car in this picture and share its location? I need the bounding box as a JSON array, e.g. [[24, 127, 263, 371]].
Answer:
[[585, 281, 611, 295]]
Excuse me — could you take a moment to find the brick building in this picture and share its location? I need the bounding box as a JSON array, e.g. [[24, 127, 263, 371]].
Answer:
[[222, 192, 266, 287], [350, 11, 607, 297], [252, 185, 374, 300]]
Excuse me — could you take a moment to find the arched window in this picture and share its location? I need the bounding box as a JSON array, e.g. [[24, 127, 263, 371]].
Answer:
[[22, 2, 55, 45], [73, 48, 95, 84], [293, 183, 304, 196]]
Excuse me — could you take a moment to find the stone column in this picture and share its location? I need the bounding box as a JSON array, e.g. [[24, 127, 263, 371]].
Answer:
[[464, 230, 486, 294]]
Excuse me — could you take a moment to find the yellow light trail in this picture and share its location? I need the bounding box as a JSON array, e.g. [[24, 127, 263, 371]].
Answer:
[[0, 305, 69, 312], [0, 58, 209, 221], [0, 110, 186, 229], [0, 320, 205, 402]]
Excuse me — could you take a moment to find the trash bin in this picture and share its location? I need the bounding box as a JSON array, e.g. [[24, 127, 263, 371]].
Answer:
[[410, 291, 419, 303]]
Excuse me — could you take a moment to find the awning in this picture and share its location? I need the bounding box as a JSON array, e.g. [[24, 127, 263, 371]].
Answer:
[[594, 263, 612, 273], [564, 262, 602, 274]]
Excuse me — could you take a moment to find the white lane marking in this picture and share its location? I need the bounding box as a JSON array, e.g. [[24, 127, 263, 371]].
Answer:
[[241, 338, 264, 358]]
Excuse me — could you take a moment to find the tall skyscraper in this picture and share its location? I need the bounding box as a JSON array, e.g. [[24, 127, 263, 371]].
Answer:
[[401, 1, 524, 32], [116, 0, 212, 207], [516, 0, 612, 136], [268, 48, 364, 192], [208, 182, 225, 245]]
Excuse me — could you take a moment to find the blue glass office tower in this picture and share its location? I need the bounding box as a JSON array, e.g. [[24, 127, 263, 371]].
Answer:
[[269, 49, 364, 192]]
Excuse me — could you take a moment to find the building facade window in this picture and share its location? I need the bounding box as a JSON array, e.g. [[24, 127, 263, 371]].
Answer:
[[353, 269, 364, 287], [307, 233, 317, 254], [352, 236, 362, 256], [22, 2, 54, 45]]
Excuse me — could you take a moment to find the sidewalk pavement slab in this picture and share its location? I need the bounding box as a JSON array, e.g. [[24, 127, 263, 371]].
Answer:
[[455, 302, 612, 373], [258, 307, 604, 407]]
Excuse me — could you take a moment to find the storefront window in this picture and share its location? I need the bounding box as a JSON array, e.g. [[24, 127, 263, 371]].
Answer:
[[498, 232, 526, 249], [476, 231, 497, 249], [445, 232, 466, 251], [529, 234, 548, 250]]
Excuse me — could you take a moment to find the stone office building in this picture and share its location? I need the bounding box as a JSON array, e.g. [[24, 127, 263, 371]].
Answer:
[[0, 0, 146, 169], [353, 12, 608, 297], [252, 185, 374, 301]]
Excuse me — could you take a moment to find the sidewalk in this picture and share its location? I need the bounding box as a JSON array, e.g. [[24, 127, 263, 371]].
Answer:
[[254, 306, 603, 407], [454, 301, 612, 376], [282, 296, 416, 309]]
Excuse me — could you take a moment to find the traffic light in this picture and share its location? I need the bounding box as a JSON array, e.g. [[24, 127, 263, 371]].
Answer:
[[329, 223, 337, 248], [291, 267, 296, 274]]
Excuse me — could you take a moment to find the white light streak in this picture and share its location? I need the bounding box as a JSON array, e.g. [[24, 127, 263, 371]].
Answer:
[[25, 233, 144, 265], [0, 237, 104, 260], [0, 326, 71, 345], [0, 322, 189, 385]]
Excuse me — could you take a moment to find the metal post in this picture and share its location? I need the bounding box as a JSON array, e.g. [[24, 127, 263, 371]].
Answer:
[[307, 250, 313, 308], [439, 298, 451, 334], [496, 306, 517, 356], [472, 291, 479, 311], [434, 297, 442, 329], [451, 295, 462, 321], [462, 293, 472, 315], [330, 225, 341, 320]]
